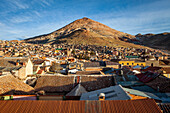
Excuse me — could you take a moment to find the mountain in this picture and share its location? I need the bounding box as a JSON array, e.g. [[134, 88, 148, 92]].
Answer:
[[136, 32, 170, 51], [24, 17, 145, 48]]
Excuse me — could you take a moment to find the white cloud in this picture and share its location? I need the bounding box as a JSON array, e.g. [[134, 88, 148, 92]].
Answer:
[[33, 11, 41, 17], [13, 1, 29, 9], [0, 22, 24, 40], [9, 0, 29, 9], [10, 16, 32, 23], [93, 0, 170, 35], [32, 0, 52, 7], [41, 0, 50, 6]]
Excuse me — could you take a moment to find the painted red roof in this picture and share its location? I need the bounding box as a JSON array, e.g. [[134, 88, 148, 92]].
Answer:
[[141, 66, 162, 72], [136, 71, 160, 83], [37, 69, 44, 74], [145, 76, 170, 92]]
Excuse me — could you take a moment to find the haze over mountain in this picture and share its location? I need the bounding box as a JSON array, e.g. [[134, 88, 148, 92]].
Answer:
[[24, 17, 146, 48]]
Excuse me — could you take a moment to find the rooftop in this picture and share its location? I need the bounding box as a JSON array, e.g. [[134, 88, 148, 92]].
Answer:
[[0, 99, 162, 113], [145, 75, 170, 93], [0, 75, 34, 95], [80, 85, 131, 100], [0, 57, 29, 67], [35, 75, 115, 93]]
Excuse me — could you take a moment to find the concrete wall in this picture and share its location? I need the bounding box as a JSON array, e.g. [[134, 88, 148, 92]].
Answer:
[[18, 67, 26, 79]]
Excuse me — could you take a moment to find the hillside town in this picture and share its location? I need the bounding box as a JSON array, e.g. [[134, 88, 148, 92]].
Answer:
[[0, 40, 170, 112]]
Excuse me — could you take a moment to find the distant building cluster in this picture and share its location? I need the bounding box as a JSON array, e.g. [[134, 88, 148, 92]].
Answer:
[[0, 40, 170, 112]]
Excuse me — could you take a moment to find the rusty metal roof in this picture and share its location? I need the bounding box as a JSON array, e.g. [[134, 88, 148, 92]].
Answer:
[[158, 103, 170, 113], [0, 99, 162, 113]]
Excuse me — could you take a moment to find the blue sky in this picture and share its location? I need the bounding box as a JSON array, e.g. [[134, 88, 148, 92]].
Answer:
[[0, 0, 170, 40]]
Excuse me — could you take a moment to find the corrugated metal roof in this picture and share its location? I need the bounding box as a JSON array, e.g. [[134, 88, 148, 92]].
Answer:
[[80, 85, 131, 100], [123, 87, 161, 100], [66, 84, 87, 96], [136, 71, 160, 83], [118, 81, 144, 86], [158, 103, 170, 113], [0, 99, 162, 113], [145, 75, 170, 93], [128, 94, 147, 100], [131, 85, 158, 93]]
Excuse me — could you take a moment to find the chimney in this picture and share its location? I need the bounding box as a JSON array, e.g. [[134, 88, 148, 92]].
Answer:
[[16, 60, 20, 66], [99, 93, 105, 101], [157, 86, 159, 92], [119, 64, 121, 69], [23, 62, 26, 66], [16, 62, 19, 66]]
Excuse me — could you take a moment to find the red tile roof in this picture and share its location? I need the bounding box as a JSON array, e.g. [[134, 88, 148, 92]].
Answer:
[[0, 58, 29, 67], [0, 99, 162, 113], [141, 66, 162, 72], [35, 75, 115, 93], [80, 76, 115, 91], [37, 70, 44, 74], [32, 60, 45, 65], [35, 76, 75, 92], [76, 71, 101, 75], [162, 67, 170, 74], [0, 75, 34, 95]]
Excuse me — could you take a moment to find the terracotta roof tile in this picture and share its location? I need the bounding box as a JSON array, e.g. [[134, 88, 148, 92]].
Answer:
[[76, 71, 101, 75], [35, 76, 75, 92], [35, 75, 115, 93], [0, 75, 34, 95], [0, 58, 28, 67], [33, 60, 45, 65], [81, 76, 115, 91], [162, 67, 170, 74]]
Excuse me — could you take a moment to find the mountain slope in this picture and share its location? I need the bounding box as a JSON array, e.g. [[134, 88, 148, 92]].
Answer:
[[136, 32, 170, 51], [24, 17, 145, 48]]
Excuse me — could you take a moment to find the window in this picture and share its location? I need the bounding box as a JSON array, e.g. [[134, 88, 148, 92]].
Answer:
[[132, 63, 134, 65], [122, 63, 124, 65], [127, 63, 129, 65], [1, 97, 4, 100], [75, 77, 77, 83]]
